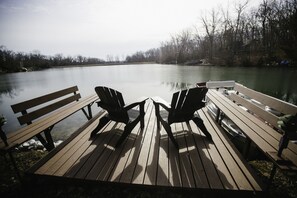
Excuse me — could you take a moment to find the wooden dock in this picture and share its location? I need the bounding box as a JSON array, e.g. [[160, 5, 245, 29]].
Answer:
[[27, 100, 263, 196]]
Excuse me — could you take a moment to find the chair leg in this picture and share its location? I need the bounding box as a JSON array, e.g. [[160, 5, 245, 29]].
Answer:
[[115, 119, 139, 147], [162, 121, 179, 149], [153, 102, 161, 129], [192, 117, 212, 141], [90, 116, 110, 137], [140, 102, 146, 129]]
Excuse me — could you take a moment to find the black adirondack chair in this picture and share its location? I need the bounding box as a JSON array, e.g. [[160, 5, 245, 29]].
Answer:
[[90, 86, 148, 147], [151, 87, 212, 149]]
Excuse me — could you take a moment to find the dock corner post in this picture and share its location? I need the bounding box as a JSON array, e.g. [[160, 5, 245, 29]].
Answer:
[[266, 163, 277, 191], [81, 106, 92, 120], [8, 150, 22, 182], [0, 126, 8, 146]]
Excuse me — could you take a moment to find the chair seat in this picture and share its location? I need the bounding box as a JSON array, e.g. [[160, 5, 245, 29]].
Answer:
[[151, 87, 212, 149]]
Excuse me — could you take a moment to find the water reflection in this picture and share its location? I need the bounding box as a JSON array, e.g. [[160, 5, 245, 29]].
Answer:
[[0, 64, 296, 136], [161, 82, 193, 91], [0, 74, 19, 102]]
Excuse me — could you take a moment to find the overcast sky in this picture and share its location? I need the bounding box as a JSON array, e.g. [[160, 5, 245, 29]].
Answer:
[[0, 0, 262, 60]]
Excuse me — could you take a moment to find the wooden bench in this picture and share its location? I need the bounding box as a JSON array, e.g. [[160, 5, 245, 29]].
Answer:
[[0, 86, 99, 152], [206, 83, 297, 183]]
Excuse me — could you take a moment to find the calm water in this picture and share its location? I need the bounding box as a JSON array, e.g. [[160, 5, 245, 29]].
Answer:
[[1, 64, 296, 140]]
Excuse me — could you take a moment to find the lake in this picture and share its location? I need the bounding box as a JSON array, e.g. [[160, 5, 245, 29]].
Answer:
[[1, 64, 296, 140]]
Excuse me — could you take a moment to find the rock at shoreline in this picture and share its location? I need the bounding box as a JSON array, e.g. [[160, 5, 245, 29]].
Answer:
[[17, 138, 63, 151]]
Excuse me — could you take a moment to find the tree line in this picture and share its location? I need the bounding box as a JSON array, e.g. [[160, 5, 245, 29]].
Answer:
[[1, 0, 296, 72], [0, 46, 105, 72], [126, 0, 297, 67]]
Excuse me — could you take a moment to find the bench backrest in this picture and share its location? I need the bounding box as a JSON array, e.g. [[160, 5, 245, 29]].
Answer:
[[11, 86, 81, 125], [230, 83, 297, 129], [206, 80, 235, 89]]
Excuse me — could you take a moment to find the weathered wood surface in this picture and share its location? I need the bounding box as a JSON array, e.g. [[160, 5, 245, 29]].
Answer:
[[231, 83, 297, 129], [28, 101, 263, 195], [207, 89, 297, 170], [0, 93, 98, 150]]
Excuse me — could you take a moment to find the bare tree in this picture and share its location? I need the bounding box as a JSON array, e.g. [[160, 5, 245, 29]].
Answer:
[[201, 8, 221, 61]]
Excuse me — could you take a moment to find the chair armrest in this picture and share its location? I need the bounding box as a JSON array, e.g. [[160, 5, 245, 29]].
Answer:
[[151, 96, 171, 112], [124, 97, 148, 110], [196, 82, 207, 88]]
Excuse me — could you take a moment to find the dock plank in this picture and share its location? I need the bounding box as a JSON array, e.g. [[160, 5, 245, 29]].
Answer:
[[132, 103, 156, 184], [119, 103, 152, 184], [176, 123, 195, 188], [28, 100, 263, 196], [201, 108, 262, 191], [198, 110, 252, 190], [143, 112, 159, 186], [157, 121, 170, 186], [64, 120, 115, 178], [182, 122, 209, 189], [74, 122, 119, 179]]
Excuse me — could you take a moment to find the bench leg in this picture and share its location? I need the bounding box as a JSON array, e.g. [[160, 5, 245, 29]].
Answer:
[[36, 134, 50, 151], [278, 134, 289, 157], [81, 105, 93, 120], [35, 126, 55, 151], [216, 108, 221, 122], [44, 130, 55, 151]]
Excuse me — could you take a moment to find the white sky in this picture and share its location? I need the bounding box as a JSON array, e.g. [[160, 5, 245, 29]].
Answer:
[[0, 0, 262, 60]]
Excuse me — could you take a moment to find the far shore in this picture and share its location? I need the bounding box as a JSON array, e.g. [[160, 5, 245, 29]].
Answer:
[[56, 61, 156, 68], [1, 61, 295, 74]]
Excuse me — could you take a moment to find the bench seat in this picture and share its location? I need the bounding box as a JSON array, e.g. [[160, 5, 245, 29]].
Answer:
[[206, 89, 297, 171], [0, 87, 99, 151]]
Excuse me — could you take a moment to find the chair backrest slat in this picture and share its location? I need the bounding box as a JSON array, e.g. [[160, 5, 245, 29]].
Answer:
[[95, 87, 105, 102], [184, 88, 207, 111], [105, 87, 114, 105], [107, 88, 117, 107], [116, 91, 125, 107], [175, 89, 188, 112], [171, 91, 180, 111], [169, 87, 208, 123], [95, 86, 128, 123]]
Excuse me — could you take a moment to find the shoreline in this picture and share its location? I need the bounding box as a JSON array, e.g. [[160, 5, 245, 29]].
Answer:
[[1, 62, 296, 74]]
